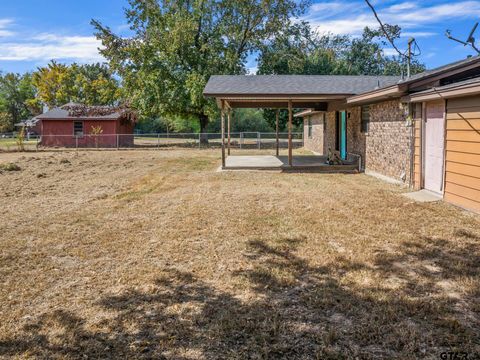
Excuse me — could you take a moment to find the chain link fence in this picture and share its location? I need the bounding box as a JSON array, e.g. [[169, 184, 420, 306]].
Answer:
[[0, 132, 303, 151]]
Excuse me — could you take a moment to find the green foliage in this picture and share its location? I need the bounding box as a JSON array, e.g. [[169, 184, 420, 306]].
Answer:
[[258, 21, 426, 77], [135, 118, 169, 134], [0, 162, 21, 171], [92, 0, 309, 133], [16, 126, 26, 151], [90, 125, 104, 149], [257, 21, 353, 76], [206, 108, 279, 133], [346, 25, 425, 76], [258, 22, 426, 128], [0, 72, 38, 132], [32, 61, 121, 108]]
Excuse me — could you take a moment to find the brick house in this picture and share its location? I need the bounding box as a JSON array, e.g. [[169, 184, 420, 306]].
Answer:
[[298, 56, 480, 213], [204, 56, 480, 213], [37, 103, 136, 148]]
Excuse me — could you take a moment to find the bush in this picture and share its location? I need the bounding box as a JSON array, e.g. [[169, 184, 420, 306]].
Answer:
[[0, 162, 21, 171]]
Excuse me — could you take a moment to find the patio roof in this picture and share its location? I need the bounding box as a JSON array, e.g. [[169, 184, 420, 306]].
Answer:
[[203, 75, 400, 109]]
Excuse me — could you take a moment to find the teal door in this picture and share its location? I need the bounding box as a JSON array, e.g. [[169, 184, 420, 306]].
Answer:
[[340, 111, 347, 160]]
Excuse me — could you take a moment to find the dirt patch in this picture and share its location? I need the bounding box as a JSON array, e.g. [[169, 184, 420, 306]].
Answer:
[[0, 149, 479, 359]]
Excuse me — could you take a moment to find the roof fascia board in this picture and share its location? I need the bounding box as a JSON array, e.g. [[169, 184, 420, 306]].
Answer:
[[409, 82, 480, 102], [346, 85, 403, 105], [406, 61, 480, 90]]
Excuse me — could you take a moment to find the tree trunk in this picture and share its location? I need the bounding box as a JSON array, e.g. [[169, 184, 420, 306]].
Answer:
[[199, 113, 209, 145]]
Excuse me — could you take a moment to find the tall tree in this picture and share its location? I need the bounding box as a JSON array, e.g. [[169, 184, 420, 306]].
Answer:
[[257, 22, 426, 129], [258, 21, 352, 76], [346, 25, 425, 76], [32, 61, 120, 108], [92, 0, 309, 140], [32, 62, 73, 108], [0, 72, 39, 133]]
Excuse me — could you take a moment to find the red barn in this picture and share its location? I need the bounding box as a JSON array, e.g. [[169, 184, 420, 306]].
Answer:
[[37, 103, 137, 148]]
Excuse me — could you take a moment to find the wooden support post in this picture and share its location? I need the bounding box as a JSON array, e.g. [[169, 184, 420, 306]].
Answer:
[[227, 109, 231, 156], [288, 100, 293, 166], [221, 102, 226, 168], [275, 109, 279, 157]]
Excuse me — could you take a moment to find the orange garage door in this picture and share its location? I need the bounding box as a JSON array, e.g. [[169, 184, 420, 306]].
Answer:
[[444, 96, 480, 213]]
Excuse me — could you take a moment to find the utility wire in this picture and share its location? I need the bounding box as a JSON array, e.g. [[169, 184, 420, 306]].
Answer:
[[364, 0, 406, 58]]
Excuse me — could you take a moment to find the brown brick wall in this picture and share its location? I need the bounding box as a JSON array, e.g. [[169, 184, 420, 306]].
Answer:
[[304, 100, 413, 183], [315, 107, 366, 167], [346, 107, 366, 167], [365, 100, 412, 183], [303, 113, 325, 154]]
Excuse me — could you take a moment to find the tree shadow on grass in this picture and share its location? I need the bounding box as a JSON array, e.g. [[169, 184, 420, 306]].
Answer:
[[1, 235, 479, 359]]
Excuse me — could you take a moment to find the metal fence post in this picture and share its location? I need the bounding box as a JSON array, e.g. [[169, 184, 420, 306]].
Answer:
[[36, 136, 39, 151], [257, 132, 261, 150], [116, 134, 119, 150], [198, 133, 201, 149], [157, 133, 160, 148], [75, 136, 78, 150], [240, 132, 243, 149]]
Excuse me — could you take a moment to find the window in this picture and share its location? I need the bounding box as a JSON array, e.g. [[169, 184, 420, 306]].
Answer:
[[361, 105, 370, 133], [307, 117, 312, 138], [73, 121, 84, 137]]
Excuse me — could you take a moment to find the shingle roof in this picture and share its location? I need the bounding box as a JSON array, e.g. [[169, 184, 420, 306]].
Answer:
[[203, 75, 401, 96], [36, 103, 129, 120]]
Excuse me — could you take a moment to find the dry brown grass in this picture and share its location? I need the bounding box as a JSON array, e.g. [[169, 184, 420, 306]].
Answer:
[[0, 149, 479, 359]]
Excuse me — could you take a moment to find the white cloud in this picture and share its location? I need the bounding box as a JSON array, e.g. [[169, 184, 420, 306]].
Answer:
[[387, 2, 418, 12], [310, 14, 377, 35], [0, 19, 15, 37], [402, 31, 437, 38], [304, 1, 480, 36], [383, 48, 398, 56], [383, 1, 480, 26], [0, 33, 104, 62]]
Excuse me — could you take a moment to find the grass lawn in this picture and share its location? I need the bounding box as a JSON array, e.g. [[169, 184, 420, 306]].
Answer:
[[0, 138, 37, 151], [0, 149, 479, 359]]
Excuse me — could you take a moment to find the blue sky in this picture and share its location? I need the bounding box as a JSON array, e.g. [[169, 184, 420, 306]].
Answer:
[[1, 0, 480, 74]]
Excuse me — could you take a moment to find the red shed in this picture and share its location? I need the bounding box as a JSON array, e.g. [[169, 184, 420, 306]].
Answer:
[[37, 103, 137, 148]]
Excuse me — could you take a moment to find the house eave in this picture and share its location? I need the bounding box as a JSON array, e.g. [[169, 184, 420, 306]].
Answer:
[[409, 82, 480, 102], [346, 85, 405, 105]]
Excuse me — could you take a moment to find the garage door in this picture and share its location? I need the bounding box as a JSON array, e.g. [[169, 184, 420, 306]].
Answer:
[[444, 96, 480, 213]]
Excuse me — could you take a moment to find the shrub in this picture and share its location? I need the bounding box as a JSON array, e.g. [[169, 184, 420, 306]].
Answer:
[[0, 162, 21, 171]]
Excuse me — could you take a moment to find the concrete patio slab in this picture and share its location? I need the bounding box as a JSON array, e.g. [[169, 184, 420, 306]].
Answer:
[[226, 155, 284, 168], [223, 155, 359, 172], [403, 190, 443, 203]]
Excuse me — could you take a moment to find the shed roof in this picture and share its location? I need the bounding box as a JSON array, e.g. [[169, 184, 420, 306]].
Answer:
[[203, 75, 400, 97], [36, 103, 136, 121]]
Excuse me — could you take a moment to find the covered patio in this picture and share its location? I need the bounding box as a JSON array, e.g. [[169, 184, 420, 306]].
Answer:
[[203, 75, 397, 171], [225, 155, 358, 172]]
